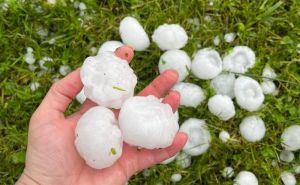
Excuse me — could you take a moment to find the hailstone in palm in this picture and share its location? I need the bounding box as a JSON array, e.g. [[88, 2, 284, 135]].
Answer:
[[75, 106, 122, 169], [208, 95, 235, 121], [119, 95, 179, 149], [210, 73, 236, 98], [234, 171, 258, 185], [80, 52, 137, 109], [281, 125, 300, 151], [239, 116, 266, 142], [97, 40, 124, 54]]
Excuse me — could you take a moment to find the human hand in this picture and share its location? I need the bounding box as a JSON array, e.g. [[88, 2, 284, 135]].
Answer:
[[17, 46, 188, 185]]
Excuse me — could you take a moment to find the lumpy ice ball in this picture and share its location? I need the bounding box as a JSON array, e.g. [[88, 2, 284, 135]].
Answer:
[[119, 16, 150, 51], [281, 125, 300, 151], [239, 116, 266, 142], [75, 106, 122, 169], [152, 24, 188, 50], [158, 50, 191, 82], [80, 52, 137, 109], [210, 73, 236, 98], [119, 95, 179, 149], [97, 40, 124, 54], [208, 95, 235, 121]]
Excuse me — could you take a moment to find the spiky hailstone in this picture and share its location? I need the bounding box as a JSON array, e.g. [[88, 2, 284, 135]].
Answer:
[[176, 152, 191, 168], [281, 125, 300, 151], [80, 52, 137, 109], [75, 106, 122, 169], [191, 48, 222, 79], [171, 173, 182, 182], [280, 150, 294, 162], [172, 82, 205, 108], [239, 116, 266, 142], [119, 95, 178, 149], [260, 80, 276, 95], [160, 153, 178, 165], [222, 166, 234, 178], [152, 24, 188, 50], [211, 73, 236, 98], [234, 171, 258, 185], [224, 32, 236, 43], [158, 50, 191, 82], [76, 88, 86, 104], [280, 171, 296, 185], [179, 118, 211, 156], [223, 46, 256, 74], [97, 41, 124, 55], [234, 76, 264, 112], [208, 95, 235, 121], [119, 16, 150, 51], [219, 131, 230, 143]]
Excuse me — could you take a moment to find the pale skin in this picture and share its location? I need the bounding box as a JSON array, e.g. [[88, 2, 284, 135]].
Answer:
[[17, 46, 188, 185]]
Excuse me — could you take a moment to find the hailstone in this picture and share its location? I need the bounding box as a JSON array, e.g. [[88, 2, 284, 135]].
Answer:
[[191, 48, 223, 79], [234, 76, 264, 111], [158, 50, 191, 82], [260, 80, 276, 95], [172, 82, 205, 108], [75, 106, 122, 169], [281, 125, 300, 151], [223, 46, 256, 74], [224, 32, 236, 43], [179, 118, 211, 156], [222, 166, 234, 178], [119, 16, 150, 51], [279, 150, 294, 162], [210, 73, 236, 98], [76, 88, 86, 104], [208, 95, 235, 121], [239, 116, 266, 142], [219, 130, 230, 143], [119, 95, 179, 149], [171, 173, 182, 182], [97, 40, 124, 54], [152, 24, 188, 50], [262, 65, 277, 79], [234, 171, 258, 185], [80, 52, 137, 109], [280, 171, 296, 185], [176, 152, 192, 168]]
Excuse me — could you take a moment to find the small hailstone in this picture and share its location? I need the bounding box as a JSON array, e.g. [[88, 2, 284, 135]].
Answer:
[[213, 35, 220, 46], [28, 64, 37, 71], [80, 52, 137, 109], [271, 160, 278, 167], [239, 116, 266, 142], [262, 65, 277, 79], [76, 88, 86, 104], [48, 38, 56, 45], [172, 82, 205, 108], [119, 95, 178, 149], [39, 56, 53, 70], [211, 73, 236, 98], [152, 24, 188, 50], [222, 166, 234, 178], [280, 150, 294, 162], [119, 16, 150, 51], [171, 173, 182, 182], [234, 171, 258, 185], [187, 18, 200, 28], [79, 2, 87, 10], [158, 50, 191, 82], [29, 82, 40, 91], [204, 15, 212, 22], [281, 125, 300, 151], [36, 26, 48, 38], [97, 41, 124, 55], [75, 106, 122, 169], [280, 171, 296, 185], [191, 48, 222, 79], [176, 152, 192, 168], [223, 46, 256, 74], [24, 47, 36, 65], [47, 0, 56, 4], [89, 46, 97, 55], [219, 131, 230, 143], [179, 118, 211, 156], [142, 169, 151, 177], [208, 95, 235, 121], [59, 65, 71, 76], [260, 80, 276, 95], [294, 166, 300, 174], [224, 32, 236, 43], [234, 76, 264, 111], [160, 153, 178, 165]]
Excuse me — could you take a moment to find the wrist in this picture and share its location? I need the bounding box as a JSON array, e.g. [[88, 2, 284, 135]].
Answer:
[[16, 172, 41, 185]]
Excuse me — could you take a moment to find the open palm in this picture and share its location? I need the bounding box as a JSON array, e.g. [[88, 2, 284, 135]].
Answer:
[[17, 47, 187, 185]]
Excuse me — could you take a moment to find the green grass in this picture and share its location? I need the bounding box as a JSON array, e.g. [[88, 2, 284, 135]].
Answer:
[[0, 0, 300, 184]]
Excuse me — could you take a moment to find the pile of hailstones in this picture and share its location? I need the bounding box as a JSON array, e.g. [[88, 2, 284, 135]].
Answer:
[[75, 17, 300, 184]]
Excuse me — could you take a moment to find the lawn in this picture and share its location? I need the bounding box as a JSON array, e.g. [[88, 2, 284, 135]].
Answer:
[[0, 0, 299, 184]]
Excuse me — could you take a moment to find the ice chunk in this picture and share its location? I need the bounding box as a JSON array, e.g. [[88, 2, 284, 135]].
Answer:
[[239, 116, 266, 142], [234, 171, 258, 185], [208, 95, 235, 121]]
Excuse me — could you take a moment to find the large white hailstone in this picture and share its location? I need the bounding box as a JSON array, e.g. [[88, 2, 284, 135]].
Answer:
[[59, 65, 71, 76], [39, 56, 53, 70], [223, 46, 256, 74], [210, 73, 236, 98], [80, 52, 137, 109], [76, 88, 87, 104], [119, 95, 178, 149], [176, 152, 191, 168], [75, 106, 122, 169], [172, 82, 205, 108], [281, 125, 300, 151], [280, 171, 296, 185], [191, 48, 222, 79], [234, 76, 264, 111], [179, 118, 211, 156], [224, 32, 236, 43], [171, 173, 182, 182], [234, 171, 258, 185], [208, 95, 235, 121], [160, 153, 178, 165], [279, 150, 294, 162], [262, 65, 277, 79], [260, 80, 276, 95], [24, 47, 36, 65], [222, 166, 234, 178], [158, 50, 191, 82], [97, 41, 124, 55], [152, 24, 188, 50], [239, 116, 266, 142], [219, 131, 230, 143], [119, 16, 150, 51]]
